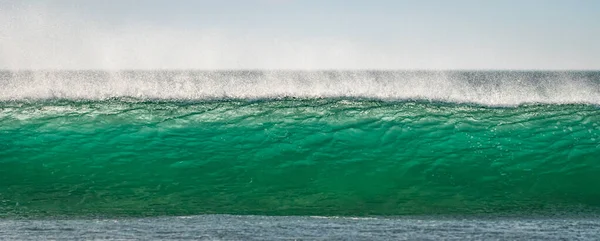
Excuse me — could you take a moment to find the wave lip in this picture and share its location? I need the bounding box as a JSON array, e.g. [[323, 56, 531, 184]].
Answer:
[[1, 71, 599, 106]]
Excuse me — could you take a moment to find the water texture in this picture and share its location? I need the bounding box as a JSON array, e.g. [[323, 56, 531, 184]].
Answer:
[[2, 215, 599, 240]]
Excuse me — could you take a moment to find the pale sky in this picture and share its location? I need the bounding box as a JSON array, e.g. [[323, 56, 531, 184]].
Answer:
[[1, 0, 599, 70]]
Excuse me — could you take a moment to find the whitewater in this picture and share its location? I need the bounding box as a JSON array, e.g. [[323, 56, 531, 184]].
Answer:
[[1, 71, 599, 105]]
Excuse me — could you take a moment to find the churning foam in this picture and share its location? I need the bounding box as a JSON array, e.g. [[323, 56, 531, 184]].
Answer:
[[0, 71, 598, 106]]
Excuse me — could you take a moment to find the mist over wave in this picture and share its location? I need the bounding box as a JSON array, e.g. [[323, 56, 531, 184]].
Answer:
[[1, 71, 599, 106], [0, 4, 382, 70], [2, 3, 599, 70]]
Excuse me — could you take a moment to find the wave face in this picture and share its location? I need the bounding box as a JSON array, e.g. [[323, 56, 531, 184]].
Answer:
[[1, 95, 599, 217], [1, 71, 599, 106]]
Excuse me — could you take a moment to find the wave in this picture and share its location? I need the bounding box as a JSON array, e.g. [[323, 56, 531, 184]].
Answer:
[[1, 100, 599, 217], [1, 71, 599, 106]]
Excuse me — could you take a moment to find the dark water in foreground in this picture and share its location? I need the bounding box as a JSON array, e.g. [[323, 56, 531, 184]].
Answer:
[[1, 215, 599, 240]]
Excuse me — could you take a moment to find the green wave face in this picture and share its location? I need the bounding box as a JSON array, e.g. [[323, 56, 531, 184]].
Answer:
[[1, 99, 599, 217]]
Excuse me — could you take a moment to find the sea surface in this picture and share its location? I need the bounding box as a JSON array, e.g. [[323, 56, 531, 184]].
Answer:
[[1, 215, 600, 240], [1, 71, 599, 239]]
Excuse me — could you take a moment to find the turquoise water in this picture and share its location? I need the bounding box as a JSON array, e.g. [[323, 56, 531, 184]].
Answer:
[[1, 98, 599, 217], [0, 71, 599, 218]]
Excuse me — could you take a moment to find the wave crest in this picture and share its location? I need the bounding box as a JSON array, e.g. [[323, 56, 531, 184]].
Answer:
[[1, 71, 599, 106]]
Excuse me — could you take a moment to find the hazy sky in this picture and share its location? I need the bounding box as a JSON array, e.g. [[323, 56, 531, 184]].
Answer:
[[1, 0, 599, 69]]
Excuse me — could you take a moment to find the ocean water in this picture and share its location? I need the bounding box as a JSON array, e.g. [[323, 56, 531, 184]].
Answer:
[[1, 71, 599, 239], [1, 215, 600, 240]]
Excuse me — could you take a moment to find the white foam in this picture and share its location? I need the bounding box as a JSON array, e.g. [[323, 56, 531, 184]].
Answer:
[[0, 71, 598, 106]]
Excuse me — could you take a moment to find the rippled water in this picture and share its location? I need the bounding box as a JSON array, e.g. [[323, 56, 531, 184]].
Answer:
[[2, 215, 599, 240]]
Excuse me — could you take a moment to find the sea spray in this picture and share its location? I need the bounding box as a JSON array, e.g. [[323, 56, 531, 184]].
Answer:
[[1, 71, 599, 105]]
